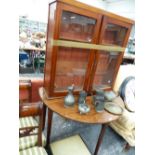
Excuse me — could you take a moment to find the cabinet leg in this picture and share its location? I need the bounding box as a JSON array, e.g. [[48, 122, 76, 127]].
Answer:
[[94, 124, 107, 155], [46, 109, 53, 148]]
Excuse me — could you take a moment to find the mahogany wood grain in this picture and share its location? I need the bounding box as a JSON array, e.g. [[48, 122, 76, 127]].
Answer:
[[39, 87, 120, 154], [38, 104, 43, 146], [47, 2, 63, 97], [39, 88, 119, 124], [19, 101, 44, 146], [44, 3, 57, 97], [88, 15, 133, 92], [19, 80, 31, 103], [44, 0, 134, 98], [46, 110, 53, 148], [55, 1, 102, 96], [111, 26, 132, 89], [44, 1, 103, 98], [84, 50, 96, 92], [107, 17, 131, 29], [49, 0, 134, 24], [38, 86, 47, 130], [57, 2, 102, 44], [20, 126, 39, 131], [19, 102, 43, 117], [99, 16, 130, 47]]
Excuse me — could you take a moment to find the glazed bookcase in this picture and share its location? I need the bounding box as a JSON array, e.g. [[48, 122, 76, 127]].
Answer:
[[44, 0, 134, 98]]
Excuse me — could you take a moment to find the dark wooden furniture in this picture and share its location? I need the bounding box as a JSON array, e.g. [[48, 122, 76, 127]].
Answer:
[[19, 102, 48, 155], [39, 87, 119, 155], [19, 79, 44, 103], [44, 0, 134, 98], [19, 80, 31, 103], [19, 102, 43, 146], [19, 79, 46, 130]]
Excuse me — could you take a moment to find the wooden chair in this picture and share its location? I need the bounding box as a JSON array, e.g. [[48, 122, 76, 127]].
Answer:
[[19, 80, 40, 139], [19, 102, 47, 155], [19, 80, 46, 153], [19, 79, 46, 136], [19, 80, 31, 104]]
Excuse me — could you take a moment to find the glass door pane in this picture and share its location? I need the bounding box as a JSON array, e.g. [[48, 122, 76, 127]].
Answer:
[[60, 11, 96, 42], [54, 47, 90, 91], [101, 23, 127, 46], [93, 51, 120, 89]]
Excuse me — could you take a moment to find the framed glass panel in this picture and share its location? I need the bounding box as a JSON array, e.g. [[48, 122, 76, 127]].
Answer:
[[60, 11, 96, 42], [93, 51, 120, 89], [101, 23, 127, 46], [54, 47, 90, 91]]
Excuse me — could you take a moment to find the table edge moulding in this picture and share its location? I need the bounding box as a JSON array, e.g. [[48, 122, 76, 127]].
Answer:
[[40, 87, 119, 124]]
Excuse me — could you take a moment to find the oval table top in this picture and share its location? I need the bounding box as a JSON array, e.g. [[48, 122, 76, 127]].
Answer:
[[39, 87, 120, 124]]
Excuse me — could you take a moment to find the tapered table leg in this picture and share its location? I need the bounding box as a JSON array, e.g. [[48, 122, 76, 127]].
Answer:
[[42, 104, 46, 130], [46, 108, 53, 148], [94, 124, 107, 155]]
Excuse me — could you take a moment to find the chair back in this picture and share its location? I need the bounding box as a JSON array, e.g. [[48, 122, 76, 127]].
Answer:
[[19, 102, 43, 146], [19, 80, 31, 103]]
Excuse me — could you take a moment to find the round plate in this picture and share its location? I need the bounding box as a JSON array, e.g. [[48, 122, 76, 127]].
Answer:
[[104, 102, 123, 115]]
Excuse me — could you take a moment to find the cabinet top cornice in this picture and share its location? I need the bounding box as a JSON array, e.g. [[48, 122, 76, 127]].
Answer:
[[49, 0, 134, 24]]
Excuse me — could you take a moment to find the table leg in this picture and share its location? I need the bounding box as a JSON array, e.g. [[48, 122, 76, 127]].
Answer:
[[42, 104, 46, 130], [94, 124, 107, 155], [124, 143, 131, 151], [46, 108, 53, 148]]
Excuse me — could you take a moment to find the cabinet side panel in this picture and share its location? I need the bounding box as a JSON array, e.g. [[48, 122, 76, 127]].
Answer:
[[44, 3, 57, 96]]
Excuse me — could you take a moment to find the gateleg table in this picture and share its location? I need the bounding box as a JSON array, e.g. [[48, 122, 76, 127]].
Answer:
[[39, 88, 119, 155]]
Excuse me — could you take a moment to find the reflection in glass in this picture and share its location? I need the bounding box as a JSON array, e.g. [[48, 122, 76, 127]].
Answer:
[[93, 51, 120, 89], [60, 11, 96, 42], [54, 47, 90, 91], [102, 24, 127, 46]]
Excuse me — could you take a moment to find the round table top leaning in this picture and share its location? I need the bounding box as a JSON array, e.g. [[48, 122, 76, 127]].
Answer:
[[39, 87, 120, 124]]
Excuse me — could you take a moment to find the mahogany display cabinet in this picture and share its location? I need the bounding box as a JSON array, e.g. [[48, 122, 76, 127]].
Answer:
[[44, 0, 134, 98]]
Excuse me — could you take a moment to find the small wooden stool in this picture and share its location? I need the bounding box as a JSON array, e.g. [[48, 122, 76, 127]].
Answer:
[[50, 135, 91, 155]]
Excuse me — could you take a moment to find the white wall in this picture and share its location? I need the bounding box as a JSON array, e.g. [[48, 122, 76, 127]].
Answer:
[[66, 0, 135, 20], [77, 0, 107, 10], [106, 0, 135, 20], [19, 0, 108, 23], [19, 0, 49, 23], [19, 0, 135, 23]]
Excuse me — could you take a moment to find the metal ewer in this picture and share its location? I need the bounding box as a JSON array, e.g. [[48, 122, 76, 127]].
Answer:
[[64, 85, 75, 107]]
